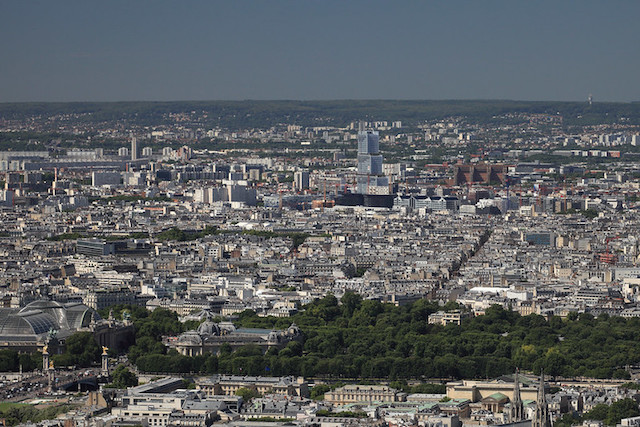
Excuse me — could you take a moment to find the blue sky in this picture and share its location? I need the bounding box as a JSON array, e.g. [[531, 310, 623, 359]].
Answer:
[[1, 1, 638, 102]]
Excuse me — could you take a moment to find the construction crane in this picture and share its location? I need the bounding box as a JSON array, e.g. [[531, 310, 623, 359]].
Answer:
[[599, 236, 620, 265]]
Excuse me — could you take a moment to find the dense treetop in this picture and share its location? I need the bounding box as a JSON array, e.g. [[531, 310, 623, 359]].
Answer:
[[96, 295, 640, 380]]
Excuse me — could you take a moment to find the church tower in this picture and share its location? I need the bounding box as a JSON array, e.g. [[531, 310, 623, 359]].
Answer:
[[510, 368, 525, 422], [532, 371, 551, 427]]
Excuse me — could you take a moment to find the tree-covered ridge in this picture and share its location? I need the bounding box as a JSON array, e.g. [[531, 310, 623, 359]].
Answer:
[[103, 295, 640, 380], [234, 295, 639, 379], [2, 100, 640, 128]]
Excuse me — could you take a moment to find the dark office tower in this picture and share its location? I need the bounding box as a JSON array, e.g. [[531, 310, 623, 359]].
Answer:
[[294, 170, 310, 191]]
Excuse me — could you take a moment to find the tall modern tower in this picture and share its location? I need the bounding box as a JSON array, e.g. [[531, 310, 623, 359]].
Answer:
[[356, 130, 388, 194], [131, 137, 138, 161], [294, 170, 310, 191]]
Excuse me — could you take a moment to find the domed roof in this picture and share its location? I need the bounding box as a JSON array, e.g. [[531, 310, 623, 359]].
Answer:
[[177, 331, 202, 345], [0, 312, 57, 336], [196, 321, 220, 336], [19, 300, 66, 312], [0, 300, 100, 339], [181, 308, 216, 323], [218, 322, 236, 334], [65, 306, 96, 329], [287, 323, 301, 336]]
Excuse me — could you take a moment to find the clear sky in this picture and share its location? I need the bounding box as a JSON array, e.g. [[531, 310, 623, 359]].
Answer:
[[1, 1, 638, 102]]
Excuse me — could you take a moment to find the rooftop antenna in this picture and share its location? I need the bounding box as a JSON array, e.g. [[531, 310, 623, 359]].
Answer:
[[588, 94, 593, 106]]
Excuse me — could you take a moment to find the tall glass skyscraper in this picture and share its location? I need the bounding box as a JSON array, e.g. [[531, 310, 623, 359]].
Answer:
[[356, 130, 389, 194]]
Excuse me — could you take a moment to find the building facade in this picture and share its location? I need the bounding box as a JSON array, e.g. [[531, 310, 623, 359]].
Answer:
[[324, 385, 405, 404], [196, 375, 309, 398], [169, 321, 302, 356]]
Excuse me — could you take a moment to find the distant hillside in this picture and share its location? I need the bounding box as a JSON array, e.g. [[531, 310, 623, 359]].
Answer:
[[1, 100, 640, 129]]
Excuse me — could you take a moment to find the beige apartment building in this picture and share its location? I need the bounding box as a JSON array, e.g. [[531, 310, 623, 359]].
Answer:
[[196, 375, 309, 398], [324, 385, 405, 404]]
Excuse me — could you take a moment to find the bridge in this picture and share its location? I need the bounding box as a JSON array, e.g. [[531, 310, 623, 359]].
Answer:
[[57, 375, 99, 392]]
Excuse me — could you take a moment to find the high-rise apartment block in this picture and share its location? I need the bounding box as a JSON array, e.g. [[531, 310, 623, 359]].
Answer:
[[294, 170, 310, 191], [131, 137, 138, 161]]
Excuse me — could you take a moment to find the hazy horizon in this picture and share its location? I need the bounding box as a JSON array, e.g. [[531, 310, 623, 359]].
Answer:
[[1, 98, 636, 105], [2, 1, 639, 103]]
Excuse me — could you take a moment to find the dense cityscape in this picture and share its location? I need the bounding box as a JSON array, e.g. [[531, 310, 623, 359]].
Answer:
[[0, 101, 637, 426]]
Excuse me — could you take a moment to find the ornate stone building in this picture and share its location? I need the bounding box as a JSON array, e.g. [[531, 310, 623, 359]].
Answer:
[[169, 321, 302, 356], [0, 299, 134, 353], [0, 300, 98, 352], [196, 375, 309, 398]]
